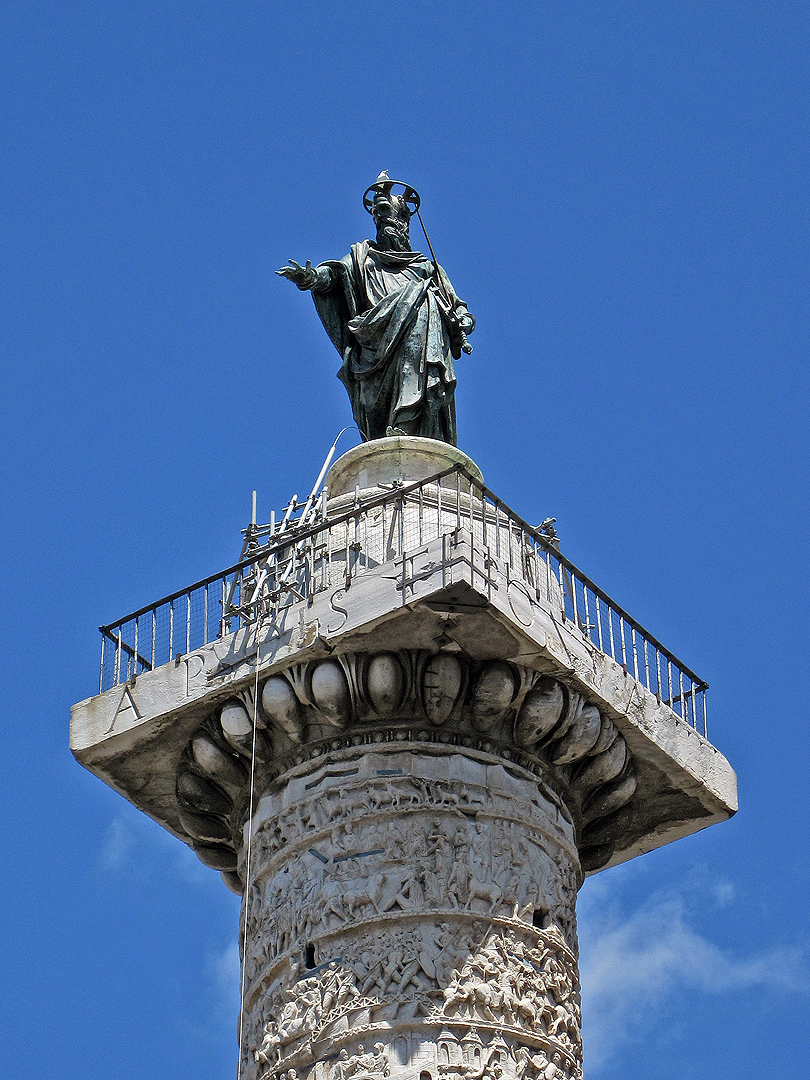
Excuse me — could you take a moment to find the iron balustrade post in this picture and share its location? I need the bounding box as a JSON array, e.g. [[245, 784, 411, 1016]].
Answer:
[[558, 560, 566, 617], [99, 634, 105, 695], [321, 522, 328, 593], [320, 490, 328, 591], [548, 548, 557, 609], [343, 518, 350, 586], [363, 507, 369, 572], [571, 573, 579, 627], [327, 520, 333, 587], [690, 679, 697, 732]]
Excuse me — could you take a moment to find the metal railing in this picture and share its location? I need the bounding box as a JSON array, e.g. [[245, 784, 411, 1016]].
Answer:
[[98, 464, 708, 738]]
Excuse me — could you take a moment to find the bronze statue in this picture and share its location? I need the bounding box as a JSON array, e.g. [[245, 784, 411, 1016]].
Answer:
[[278, 172, 475, 445]]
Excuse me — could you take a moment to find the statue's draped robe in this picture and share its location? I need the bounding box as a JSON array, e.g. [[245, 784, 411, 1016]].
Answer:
[[311, 241, 471, 445]]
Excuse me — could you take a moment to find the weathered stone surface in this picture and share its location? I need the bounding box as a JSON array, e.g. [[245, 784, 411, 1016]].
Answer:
[[365, 653, 406, 716], [191, 731, 247, 792], [325, 436, 483, 498], [515, 680, 566, 749], [310, 660, 352, 727], [242, 747, 582, 1080], [422, 653, 464, 725], [550, 703, 602, 764], [471, 661, 516, 730], [262, 677, 304, 742]]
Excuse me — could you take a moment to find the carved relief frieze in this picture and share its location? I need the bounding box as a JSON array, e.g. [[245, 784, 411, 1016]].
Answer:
[[249, 772, 572, 879], [435, 927, 581, 1052], [240, 774, 579, 979], [236, 745, 584, 1080], [248, 919, 582, 1080]]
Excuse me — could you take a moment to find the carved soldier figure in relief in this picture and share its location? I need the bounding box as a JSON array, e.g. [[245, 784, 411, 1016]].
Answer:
[[447, 828, 469, 904], [278, 172, 475, 445], [337, 1043, 390, 1080], [331, 1049, 351, 1080]]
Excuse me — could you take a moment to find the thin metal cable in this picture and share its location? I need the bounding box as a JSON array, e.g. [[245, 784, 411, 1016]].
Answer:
[[236, 614, 263, 1080]]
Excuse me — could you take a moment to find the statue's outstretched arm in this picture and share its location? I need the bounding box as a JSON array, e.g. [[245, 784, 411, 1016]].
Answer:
[[276, 260, 333, 292]]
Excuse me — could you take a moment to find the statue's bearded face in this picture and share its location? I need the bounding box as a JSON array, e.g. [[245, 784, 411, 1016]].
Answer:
[[372, 193, 412, 252]]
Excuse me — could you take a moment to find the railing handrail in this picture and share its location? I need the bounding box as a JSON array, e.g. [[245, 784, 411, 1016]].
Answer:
[[99, 463, 707, 692]]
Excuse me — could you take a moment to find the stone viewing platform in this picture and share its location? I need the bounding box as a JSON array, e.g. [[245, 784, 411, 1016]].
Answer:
[[71, 435, 736, 1080]]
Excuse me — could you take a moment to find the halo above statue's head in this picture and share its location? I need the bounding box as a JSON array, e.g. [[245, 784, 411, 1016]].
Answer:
[[363, 171, 421, 218]]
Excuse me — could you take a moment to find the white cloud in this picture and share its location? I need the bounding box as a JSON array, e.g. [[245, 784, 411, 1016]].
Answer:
[[100, 815, 133, 868], [208, 939, 241, 1016], [709, 878, 736, 908], [578, 881, 807, 1072]]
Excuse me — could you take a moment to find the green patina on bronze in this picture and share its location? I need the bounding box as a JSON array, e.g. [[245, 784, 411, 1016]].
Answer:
[[278, 172, 475, 445]]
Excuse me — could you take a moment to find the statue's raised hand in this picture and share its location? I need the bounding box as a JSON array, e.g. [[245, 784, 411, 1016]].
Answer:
[[276, 259, 318, 291]]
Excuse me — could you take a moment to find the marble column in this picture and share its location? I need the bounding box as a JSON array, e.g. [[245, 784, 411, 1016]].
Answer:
[[240, 739, 582, 1080]]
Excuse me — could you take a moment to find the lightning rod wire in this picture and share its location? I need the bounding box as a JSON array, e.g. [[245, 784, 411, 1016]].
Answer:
[[236, 612, 263, 1080]]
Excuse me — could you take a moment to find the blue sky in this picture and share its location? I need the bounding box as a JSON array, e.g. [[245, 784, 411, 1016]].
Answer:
[[1, 3, 808, 1077]]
